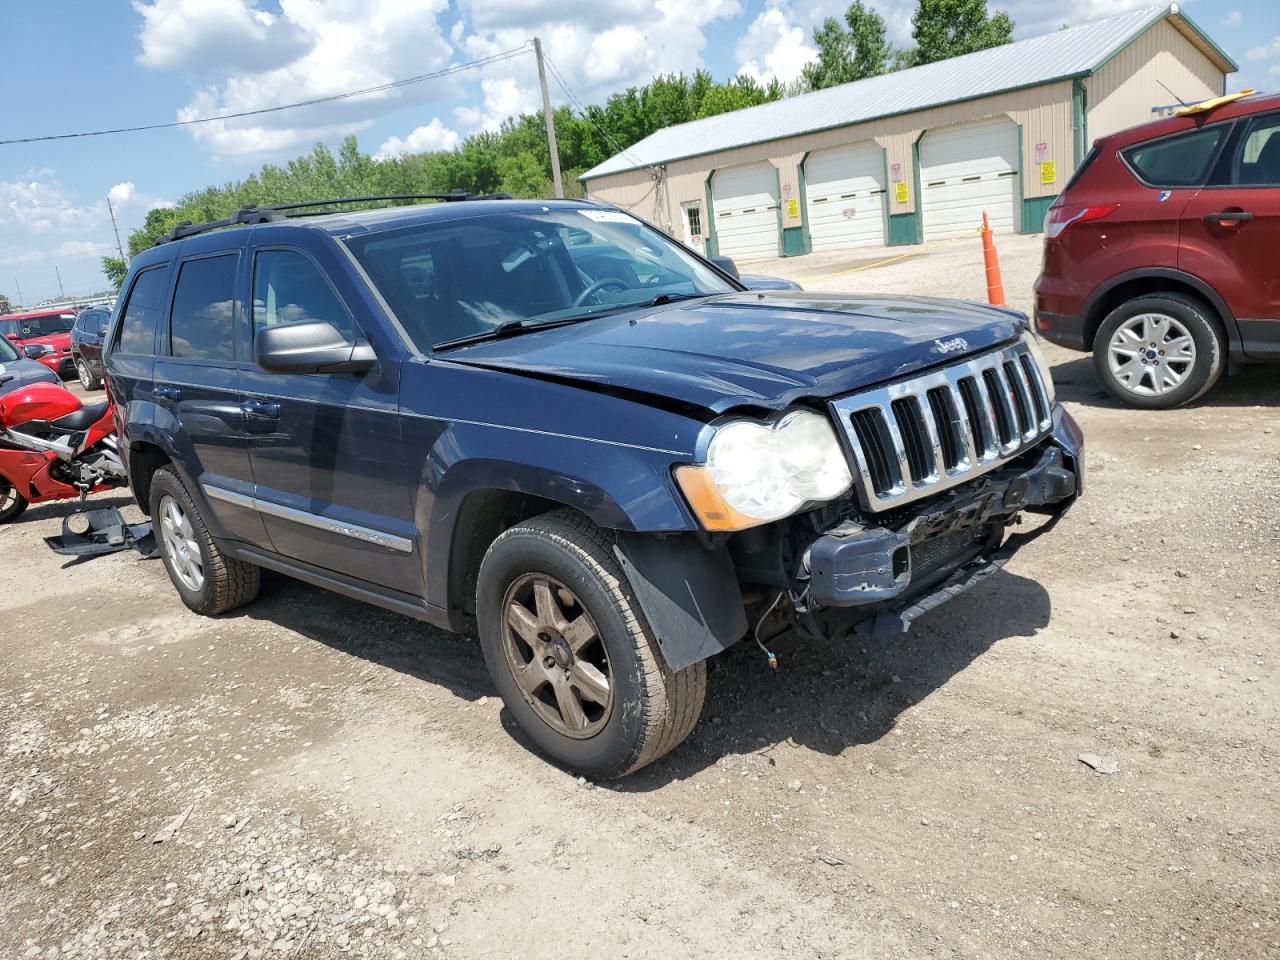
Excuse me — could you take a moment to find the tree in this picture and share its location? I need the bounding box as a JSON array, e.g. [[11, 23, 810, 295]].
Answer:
[[908, 0, 1013, 66], [801, 1, 894, 91]]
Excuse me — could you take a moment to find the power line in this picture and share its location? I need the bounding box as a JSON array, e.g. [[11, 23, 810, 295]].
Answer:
[[539, 52, 652, 173], [0, 45, 532, 146]]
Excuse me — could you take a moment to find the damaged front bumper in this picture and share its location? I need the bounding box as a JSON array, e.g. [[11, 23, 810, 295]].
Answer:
[[796, 406, 1083, 639]]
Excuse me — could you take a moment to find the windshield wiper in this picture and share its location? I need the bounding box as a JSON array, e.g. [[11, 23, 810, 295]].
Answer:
[[434, 315, 594, 351]]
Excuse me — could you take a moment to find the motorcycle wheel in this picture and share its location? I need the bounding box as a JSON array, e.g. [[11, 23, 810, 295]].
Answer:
[[0, 480, 28, 523]]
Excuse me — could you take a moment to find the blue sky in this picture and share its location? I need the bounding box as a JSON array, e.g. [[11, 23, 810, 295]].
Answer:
[[1, 0, 1275, 304]]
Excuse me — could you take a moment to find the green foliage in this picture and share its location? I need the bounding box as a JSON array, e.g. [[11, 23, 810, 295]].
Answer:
[[103, 70, 786, 280], [908, 0, 1014, 66], [801, 1, 896, 90]]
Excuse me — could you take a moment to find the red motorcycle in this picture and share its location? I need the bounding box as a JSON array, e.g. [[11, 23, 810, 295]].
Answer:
[[0, 379, 127, 523]]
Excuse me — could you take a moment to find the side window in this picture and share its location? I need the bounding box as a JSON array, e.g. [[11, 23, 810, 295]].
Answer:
[[169, 254, 237, 361], [1124, 126, 1225, 187], [1232, 114, 1280, 186], [115, 268, 169, 355], [252, 250, 352, 339]]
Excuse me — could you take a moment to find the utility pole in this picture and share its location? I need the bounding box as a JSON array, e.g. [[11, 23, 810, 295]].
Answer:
[[533, 37, 564, 199], [55, 266, 66, 299], [14, 277, 24, 310], [107, 196, 128, 265]]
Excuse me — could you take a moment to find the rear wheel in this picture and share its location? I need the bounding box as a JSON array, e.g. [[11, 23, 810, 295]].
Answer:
[[0, 480, 28, 524], [75, 357, 101, 391], [477, 509, 706, 779], [149, 467, 259, 615], [1093, 293, 1224, 409]]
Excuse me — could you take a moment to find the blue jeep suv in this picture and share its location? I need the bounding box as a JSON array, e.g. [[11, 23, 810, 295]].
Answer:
[[104, 196, 1082, 778]]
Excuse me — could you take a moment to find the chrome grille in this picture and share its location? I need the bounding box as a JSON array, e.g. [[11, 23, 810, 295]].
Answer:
[[830, 341, 1053, 512]]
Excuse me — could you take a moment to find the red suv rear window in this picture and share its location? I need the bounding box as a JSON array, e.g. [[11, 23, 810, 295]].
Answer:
[[1122, 125, 1228, 187]]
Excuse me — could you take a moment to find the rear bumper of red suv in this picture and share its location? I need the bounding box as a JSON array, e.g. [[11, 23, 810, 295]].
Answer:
[[1033, 309, 1088, 351]]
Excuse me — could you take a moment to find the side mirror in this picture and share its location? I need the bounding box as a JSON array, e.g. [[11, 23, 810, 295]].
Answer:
[[255, 320, 376, 375], [711, 255, 740, 279], [23, 344, 49, 359]]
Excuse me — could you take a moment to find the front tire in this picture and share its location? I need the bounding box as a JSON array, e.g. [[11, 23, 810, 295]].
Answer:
[[75, 357, 102, 391], [0, 480, 28, 523], [1092, 293, 1224, 409], [477, 509, 706, 779], [149, 466, 259, 615]]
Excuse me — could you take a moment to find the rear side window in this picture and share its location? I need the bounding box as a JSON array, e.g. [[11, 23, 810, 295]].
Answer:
[[1210, 112, 1280, 187], [1123, 126, 1226, 187], [169, 254, 237, 361], [115, 268, 169, 355], [252, 250, 352, 339]]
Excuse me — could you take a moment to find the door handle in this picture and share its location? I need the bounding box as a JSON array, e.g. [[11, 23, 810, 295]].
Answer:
[[152, 385, 181, 401], [241, 399, 280, 419], [1203, 210, 1253, 223]]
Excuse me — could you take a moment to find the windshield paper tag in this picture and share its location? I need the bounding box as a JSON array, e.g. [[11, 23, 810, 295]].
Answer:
[[579, 209, 636, 224]]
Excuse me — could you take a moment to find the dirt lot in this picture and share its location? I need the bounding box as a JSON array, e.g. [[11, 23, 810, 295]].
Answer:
[[2, 233, 1278, 960]]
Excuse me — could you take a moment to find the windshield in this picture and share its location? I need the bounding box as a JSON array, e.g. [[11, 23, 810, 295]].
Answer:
[[342, 207, 737, 350], [0, 313, 75, 338]]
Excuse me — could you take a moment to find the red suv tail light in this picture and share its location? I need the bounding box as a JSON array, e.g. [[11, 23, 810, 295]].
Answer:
[[1044, 203, 1118, 239]]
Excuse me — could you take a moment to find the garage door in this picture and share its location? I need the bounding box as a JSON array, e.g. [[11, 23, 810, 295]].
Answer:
[[919, 117, 1020, 240], [804, 142, 886, 251], [711, 164, 779, 263]]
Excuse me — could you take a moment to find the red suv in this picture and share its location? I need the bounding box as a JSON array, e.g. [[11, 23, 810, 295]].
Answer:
[[0, 309, 77, 380], [1035, 91, 1280, 408]]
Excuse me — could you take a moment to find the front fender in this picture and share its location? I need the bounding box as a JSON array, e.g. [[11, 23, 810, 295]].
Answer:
[[413, 419, 699, 608]]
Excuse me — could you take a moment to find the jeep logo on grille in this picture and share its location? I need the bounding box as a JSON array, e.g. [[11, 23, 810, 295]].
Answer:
[[934, 337, 968, 354]]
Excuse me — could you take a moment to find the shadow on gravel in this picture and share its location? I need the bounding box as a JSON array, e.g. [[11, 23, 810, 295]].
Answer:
[[616, 569, 1052, 792], [1052, 356, 1279, 409], [218, 564, 1051, 788], [237, 571, 496, 703]]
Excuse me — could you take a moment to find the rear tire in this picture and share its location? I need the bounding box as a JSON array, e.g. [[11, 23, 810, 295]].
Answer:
[[75, 357, 102, 391], [149, 466, 259, 615], [1092, 293, 1224, 409], [0, 480, 28, 524], [477, 509, 706, 779]]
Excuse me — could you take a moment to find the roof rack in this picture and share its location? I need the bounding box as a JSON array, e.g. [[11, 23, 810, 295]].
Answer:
[[155, 191, 515, 245]]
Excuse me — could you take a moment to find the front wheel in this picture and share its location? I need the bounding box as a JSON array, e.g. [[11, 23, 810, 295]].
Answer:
[[1092, 294, 1224, 409], [0, 479, 29, 523], [75, 357, 102, 391], [477, 509, 706, 779]]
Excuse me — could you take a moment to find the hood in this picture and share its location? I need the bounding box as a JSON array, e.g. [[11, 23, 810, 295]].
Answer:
[[0, 359, 59, 395], [442, 292, 1024, 414]]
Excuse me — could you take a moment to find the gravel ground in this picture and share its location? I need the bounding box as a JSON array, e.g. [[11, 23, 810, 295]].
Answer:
[[2, 233, 1277, 960]]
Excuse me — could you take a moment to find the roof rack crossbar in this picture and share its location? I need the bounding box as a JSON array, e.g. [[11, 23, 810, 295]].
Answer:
[[154, 191, 515, 245]]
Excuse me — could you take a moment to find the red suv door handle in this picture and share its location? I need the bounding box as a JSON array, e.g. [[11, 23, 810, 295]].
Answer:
[[1203, 210, 1254, 224]]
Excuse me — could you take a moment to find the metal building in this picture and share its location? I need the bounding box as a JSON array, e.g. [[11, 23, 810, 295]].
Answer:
[[579, 3, 1236, 262]]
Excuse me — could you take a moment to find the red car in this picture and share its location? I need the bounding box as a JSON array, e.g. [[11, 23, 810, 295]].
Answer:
[[1035, 91, 1280, 408], [0, 309, 78, 381]]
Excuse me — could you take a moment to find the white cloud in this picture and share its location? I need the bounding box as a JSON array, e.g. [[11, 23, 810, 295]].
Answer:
[[1223, 10, 1242, 27], [373, 118, 460, 160], [1247, 38, 1280, 60], [107, 181, 176, 210], [451, 0, 743, 134], [133, 0, 297, 72], [136, 0, 455, 157], [736, 4, 818, 84]]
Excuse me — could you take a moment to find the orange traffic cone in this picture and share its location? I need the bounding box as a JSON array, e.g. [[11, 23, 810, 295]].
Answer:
[[979, 211, 1006, 307]]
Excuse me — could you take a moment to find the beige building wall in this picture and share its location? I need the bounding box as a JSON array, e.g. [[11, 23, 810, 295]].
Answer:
[[1086, 18, 1225, 141], [585, 82, 1074, 229]]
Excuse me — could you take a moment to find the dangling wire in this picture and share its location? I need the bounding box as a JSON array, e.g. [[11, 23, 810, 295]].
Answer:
[[753, 591, 786, 670]]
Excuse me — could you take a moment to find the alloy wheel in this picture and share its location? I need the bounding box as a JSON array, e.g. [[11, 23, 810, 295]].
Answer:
[[77, 360, 92, 390], [501, 573, 613, 739], [158, 494, 204, 592], [1106, 312, 1197, 398], [0, 481, 20, 518]]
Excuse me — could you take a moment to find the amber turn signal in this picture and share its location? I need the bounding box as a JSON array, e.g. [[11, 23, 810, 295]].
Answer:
[[673, 464, 768, 532]]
